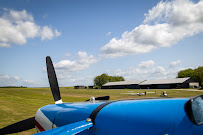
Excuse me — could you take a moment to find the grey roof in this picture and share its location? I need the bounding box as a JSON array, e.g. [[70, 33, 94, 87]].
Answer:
[[139, 77, 190, 85], [103, 80, 144, 86]]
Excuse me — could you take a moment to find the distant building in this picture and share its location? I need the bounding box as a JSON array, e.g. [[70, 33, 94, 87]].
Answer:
[[74, 85, 86, 89], [101, 77, 199, 89], [88, 86, 94, 89], [101, 80, 144, 89]]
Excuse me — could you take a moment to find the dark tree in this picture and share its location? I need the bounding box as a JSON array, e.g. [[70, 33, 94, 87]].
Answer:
[[177, 66, 203, 87], [94, 73, 109, 88], [94, 73, 125, 88]]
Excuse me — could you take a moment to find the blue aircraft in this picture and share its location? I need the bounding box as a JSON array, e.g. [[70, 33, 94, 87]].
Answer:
[[1, 56, 203, 135]]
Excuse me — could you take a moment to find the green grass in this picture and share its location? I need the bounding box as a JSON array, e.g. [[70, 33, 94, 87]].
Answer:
[[0, 87, 203, 134]]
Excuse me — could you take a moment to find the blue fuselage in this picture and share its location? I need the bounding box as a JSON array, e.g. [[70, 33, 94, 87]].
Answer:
[[36, 98, 203, 135]]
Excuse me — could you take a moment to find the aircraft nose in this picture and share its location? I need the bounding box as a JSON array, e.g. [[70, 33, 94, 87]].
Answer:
[[35, 109, 55, 133]]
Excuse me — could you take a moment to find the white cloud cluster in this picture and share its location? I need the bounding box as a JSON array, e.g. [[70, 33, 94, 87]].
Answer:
[[0, 9, 61, 48], [0, 73, 35, 86], [44, 52, 98, 86], [54, 51, 98, 72], [169, 60, 181, 68], [100, 0, 203, 58], [41, 26, 61, 40], [106, 32, 111, 36], [58, 75, 94, 87], [108, 60, 183, 81], [138, 60, 155, 68]]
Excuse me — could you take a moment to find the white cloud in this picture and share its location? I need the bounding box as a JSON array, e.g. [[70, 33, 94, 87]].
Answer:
[[43, 51, 98, 87], [41, 26, 54, 40], [7, 9, 34, 22], [143, 1, 172, 24], [0, 73, 35, 86], [54, 51, 98, 72], [0, 74, 21, 86], [0, 43, 10, 48], [107, 60, 184, 81], [100, 0, 203, 58], [65, 53, 71, 57], [144, 0, 203, 26], [106, 32, 111, 36], [23, 80, 36, 85], [55, 29, 61, 37], [0, 9, 61, 47], [43, 52, 98, 86], [169, 60, 181, 68], [58, 75, 94, 87], [138, 60, 155, 68]]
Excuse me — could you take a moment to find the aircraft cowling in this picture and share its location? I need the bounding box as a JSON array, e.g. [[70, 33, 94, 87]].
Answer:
[[35, 98, 203, 135], [93, 98, 203, 135], [35, 105, 59, 132], [35, 102, 104, 133]]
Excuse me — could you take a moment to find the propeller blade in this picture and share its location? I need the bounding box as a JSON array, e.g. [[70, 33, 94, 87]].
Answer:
[[46, 56, 62, 104], [86, 96, 110, 101], [34, 120, 93, 135], [0, 117, 35, 134]]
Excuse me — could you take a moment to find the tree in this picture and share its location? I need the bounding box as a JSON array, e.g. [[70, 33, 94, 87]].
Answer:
[[194, 67, 203, 87], [177, 69, 194, 78], [177, 66, 203, 87], [94, 73, 125, 88], [94, 73, 109, 88]]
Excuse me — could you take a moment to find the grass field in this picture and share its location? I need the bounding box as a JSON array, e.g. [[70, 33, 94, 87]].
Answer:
[[0, 87, 203, 135]]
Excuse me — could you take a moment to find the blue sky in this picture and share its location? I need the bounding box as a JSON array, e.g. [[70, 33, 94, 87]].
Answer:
[[0, 0, 203, 87]]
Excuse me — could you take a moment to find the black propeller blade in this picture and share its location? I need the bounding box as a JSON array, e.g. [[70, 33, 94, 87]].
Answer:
[[0, 117, 35, 135], [46, 56, 62, 103], [86, 96, 110, 101]]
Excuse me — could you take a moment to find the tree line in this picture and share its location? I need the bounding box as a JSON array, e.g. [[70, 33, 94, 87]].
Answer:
[[177, 66, 203, 87], [0, 86, 27, 88]]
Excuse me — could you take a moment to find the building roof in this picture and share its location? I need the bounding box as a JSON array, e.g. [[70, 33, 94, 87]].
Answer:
[[139, 77, 190, 85], [103, 80, 144, 86]]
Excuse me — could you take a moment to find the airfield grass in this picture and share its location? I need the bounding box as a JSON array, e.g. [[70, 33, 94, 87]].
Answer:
[[0, 87, 203, 135]]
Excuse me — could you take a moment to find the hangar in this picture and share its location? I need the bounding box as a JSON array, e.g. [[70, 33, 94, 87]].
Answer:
[[139, 77, 198, 89], [102, 77, 199, 89], [102, 80, 144, 89]]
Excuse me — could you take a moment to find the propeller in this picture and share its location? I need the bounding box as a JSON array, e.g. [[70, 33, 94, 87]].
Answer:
[[0, 117, 35, 134], [46, 56, 62, 104], [0, 56, 62, 134]]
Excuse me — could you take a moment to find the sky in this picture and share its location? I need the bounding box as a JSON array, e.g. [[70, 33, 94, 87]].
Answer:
[[0, 0, 203, 87]]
